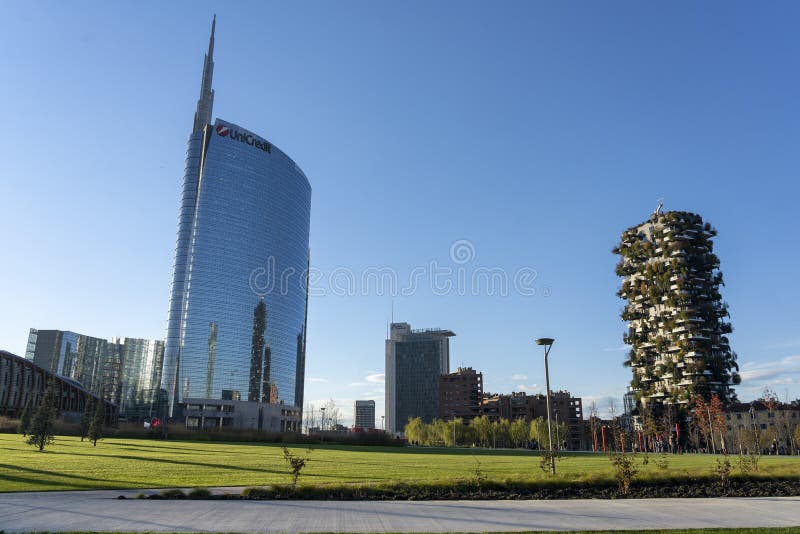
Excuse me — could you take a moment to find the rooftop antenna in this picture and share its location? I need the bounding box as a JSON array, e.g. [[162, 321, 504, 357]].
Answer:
[[391, 299, 394, 324], [654, 198, 664, 216]]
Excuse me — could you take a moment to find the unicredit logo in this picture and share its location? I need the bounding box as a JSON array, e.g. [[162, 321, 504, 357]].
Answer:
[[216, 123, 271, 153]]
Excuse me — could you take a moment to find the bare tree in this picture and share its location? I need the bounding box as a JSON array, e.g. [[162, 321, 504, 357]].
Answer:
[[322, 399, 342, 430], [303, 403, 320, 434], [660, 403, 676, 453], [588, 401, 600, 452], [776, 392, 796, 455]]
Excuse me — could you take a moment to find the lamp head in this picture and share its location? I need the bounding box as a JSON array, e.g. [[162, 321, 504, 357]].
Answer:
[[535, 338, 555, 346]]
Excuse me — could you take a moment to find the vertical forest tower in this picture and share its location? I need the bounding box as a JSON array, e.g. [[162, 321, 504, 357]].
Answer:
[[614, 209, 740, 415]]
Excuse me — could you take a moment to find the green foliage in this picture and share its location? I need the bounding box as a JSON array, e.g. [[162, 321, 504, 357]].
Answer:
[[79, 398, 92, 441], [188, 487, 212, 499], [1, 434, 798, 493], [470, 415, 492, 447], [538, 449, 557, 474], [159, 488, 186, 499], [510, 418, 529, 448], [26, 382, 57, 452], [17, 399, 32, 436], [655, 454, 669, 471], [715, 452, 732, 491], [469, 456, 487, 488], [282, 446, 313, 487], [88, 392, 105, 446], [738, 452, 759, 475], [609, 452, 639, 495]]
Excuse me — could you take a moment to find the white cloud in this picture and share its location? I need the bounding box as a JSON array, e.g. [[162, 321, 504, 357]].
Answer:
[[602, 345, 628, 352], [511, 374, 528, 381], [739, 355, 800, 383], [366, 372, 384, 384], [308, 378, 328, 383], [513, 383, 540, 393], [350, 372, 385, 388]]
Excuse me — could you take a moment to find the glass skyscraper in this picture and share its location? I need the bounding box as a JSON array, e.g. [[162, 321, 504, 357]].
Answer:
[[162, 17, 311, 418], [25, 329, 160, 412]]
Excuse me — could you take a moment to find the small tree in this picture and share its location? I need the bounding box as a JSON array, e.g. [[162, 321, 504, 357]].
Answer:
[[80, 398, 93, 442], [709, 394, 727, 452], [404, 417, 424, 445], [470, 415, 491, 448], [88, 393, 105, 446], [694, 396, 713, 452], [609, 452, 639, 495], [17, 399, 32, 436], [510, 418, 528, 448], [282, 446, 312, 487], [793, 424, 800, 454], [27, 382, 57, 452]]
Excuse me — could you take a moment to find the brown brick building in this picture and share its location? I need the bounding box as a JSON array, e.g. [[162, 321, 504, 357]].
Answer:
[[439, 366, 585, 450], [439, 367, 483, 423], [479, 390, 584, 450]]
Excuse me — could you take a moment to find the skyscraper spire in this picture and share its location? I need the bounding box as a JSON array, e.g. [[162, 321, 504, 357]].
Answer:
[[192, 15, 216, 133]]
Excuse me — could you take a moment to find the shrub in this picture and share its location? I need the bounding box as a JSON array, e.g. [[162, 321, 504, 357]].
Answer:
[[715, 453, 732, 491], [738, 453, 759, 475], [159, 489, 186, 499], [655, 453, 669, 471], [188, 487, 212, 499], [241, 486, 274, 499], [282, 446, 313, 487], [469, 457, 487, 489], [609, 453, 638, 495]]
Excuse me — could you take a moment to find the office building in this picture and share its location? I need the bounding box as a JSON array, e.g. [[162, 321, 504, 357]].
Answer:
[[439, 367, 483, 423], [353, 399, 376, 430], [161, 17, 311, 423], [183, 397, 301, 432], [116, 337, 165, 419], [26, 329, 123, 405], [385, 322, 453, 435], [25, 329, 164, 418], [1, 350, 117, 425], [614, 207, 740, 415]]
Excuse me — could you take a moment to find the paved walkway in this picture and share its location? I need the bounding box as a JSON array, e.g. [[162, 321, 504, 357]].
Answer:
[[0, 489, 799, 532]]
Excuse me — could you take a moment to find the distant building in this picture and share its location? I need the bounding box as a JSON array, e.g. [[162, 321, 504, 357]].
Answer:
[[25, 329, 163, 418], [0, 350, 117, 425], [353, 400, 376, 430], [614, 209, 739, 416], [724, 400, 800, 454], [479, 390, 584, 450], [115, 337, 165, 419], [183, 398, 300, 432], [439, 367, 483, 423], [26, 329, 123, 406], [385, 322, 454, 435]]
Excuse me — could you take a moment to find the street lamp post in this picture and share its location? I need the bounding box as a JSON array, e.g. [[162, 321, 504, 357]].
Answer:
[[535, 337, 556, 475]]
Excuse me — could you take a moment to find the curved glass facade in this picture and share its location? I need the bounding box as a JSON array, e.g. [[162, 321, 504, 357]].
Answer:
[[162, 118, 310, 413]]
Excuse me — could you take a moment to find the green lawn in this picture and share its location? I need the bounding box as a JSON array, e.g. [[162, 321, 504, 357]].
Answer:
[[0, 433, 798, 492], [45, 531, 800, 534]]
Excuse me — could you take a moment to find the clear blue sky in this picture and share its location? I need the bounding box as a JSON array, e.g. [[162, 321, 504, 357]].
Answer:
[[2, 2, 799, 425]]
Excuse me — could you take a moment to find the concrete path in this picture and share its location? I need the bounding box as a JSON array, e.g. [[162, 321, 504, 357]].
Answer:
[[0, 489, 799, 532]]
